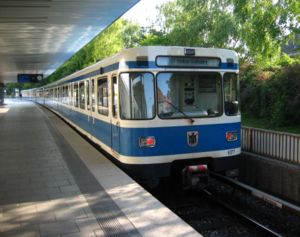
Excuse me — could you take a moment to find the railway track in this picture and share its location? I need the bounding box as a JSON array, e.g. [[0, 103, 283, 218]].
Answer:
[[200, 188, 282, 237], [155, 172, 300, 237]]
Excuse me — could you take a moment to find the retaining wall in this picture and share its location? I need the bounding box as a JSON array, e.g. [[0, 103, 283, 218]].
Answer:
[[239, 152, 300, 204]]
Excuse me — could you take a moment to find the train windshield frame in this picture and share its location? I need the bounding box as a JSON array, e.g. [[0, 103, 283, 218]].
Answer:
[[157, 72, 223, 119]]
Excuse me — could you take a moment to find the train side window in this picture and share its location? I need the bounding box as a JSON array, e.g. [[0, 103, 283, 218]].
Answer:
[[97, 78, 109, 116], [86, 80, 90, 111], [119, 72, 155, 120], [112, 76, 118, 118], [69, 84, 73, 106], [59, 87, 63, 103], [91, 79, 95, 112], [65, 85, 69, 105], [64, 86, 68, 104], [62, 86, 65, 104], [224, 73, 239, 116], [79, 81, 85, 110], [74, 83, 79, 108]]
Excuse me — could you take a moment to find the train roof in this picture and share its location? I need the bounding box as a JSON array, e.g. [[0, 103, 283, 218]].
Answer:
[[43, 46, 238, 89]]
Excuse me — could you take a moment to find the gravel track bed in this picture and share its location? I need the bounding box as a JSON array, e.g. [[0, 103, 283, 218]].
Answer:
[[151, 177, 300, 237]]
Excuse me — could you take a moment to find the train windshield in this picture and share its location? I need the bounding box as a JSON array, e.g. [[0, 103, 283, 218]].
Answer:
[[157, 72, 222, 118]]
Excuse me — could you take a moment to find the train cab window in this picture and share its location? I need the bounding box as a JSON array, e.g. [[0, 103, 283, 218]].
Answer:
[[79, 82, 85, 110], [74, 83, 79, 108], [112, 76, 118, 118], [224, 73, 239, 116], [119, 72, 155, 120], [86, 80, 90, 111], [91, 79, 95, 112], [97, 78, 109, 116], [157, 72, 222, 118]]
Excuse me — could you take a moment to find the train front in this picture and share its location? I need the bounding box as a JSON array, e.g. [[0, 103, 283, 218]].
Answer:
[[117, 46, 240, 184]]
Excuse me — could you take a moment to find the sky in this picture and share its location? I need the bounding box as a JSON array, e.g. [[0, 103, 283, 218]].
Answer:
[[122, 0, 171, 27]]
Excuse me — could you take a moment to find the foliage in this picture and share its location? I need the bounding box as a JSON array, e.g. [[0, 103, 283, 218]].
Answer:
[[242, 112, 300, 135], [142, 0, 299, 66], [240, 63, 300, 128], [143, 0, 239, 49], [47, 19, 143, 83], [233, 0, 300, 65]]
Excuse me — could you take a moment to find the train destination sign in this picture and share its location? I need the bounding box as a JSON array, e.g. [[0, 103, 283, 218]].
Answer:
[[156, 56, 221, 68], [18, 74, 43, 83]]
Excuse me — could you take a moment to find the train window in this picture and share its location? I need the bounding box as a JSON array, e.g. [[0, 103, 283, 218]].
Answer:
[[63, 86, 68, 104], [119, 72, 155, 120], [91, 79, 95, 112], [157, 72, 222, 118], [112, 76, 118, 118], [86, 80, 90, 111], [79, 82, 85, 110], [224, 73, 239, 116], [59, 87, 63, 102], [97, 78, 109, 116], [62, 87, 65, 104], [74, 83, 79, 107], [69, 84, 72, 106]]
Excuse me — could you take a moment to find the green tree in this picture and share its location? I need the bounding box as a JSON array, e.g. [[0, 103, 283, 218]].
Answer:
[[146, 0, 299, 65], [156, 0, 239, 48], [233, 0, 300, 65], [47, 19, 142, 83]]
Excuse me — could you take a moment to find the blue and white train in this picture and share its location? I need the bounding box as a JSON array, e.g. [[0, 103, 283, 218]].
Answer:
[[24, 46, 241, 183]]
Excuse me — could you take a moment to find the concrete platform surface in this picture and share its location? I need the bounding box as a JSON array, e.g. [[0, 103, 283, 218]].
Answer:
[[0, 99, 201, 237]]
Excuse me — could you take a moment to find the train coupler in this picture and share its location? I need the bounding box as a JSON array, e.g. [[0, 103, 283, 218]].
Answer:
[[182, 164, 209, 190]]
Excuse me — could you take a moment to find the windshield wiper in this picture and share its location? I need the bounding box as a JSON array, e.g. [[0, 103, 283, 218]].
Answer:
[[164, 100, 195, 124]]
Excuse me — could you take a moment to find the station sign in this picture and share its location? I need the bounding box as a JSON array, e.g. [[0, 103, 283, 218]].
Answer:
[[17, 74, 43, 83]]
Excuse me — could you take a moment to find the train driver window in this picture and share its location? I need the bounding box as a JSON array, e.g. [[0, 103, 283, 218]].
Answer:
[[224, 73, 239, 116], [97, 78, 109, 116], [79, 81, 85, 110], [157, 72, 222, 118]]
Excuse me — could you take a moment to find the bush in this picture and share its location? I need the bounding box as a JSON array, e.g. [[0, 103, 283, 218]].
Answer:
[[240, 62, 300, 128]]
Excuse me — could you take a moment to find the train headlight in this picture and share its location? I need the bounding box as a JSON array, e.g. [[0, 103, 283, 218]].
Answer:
[[226, 131, 238, 141], [139, 136, 156, 148]]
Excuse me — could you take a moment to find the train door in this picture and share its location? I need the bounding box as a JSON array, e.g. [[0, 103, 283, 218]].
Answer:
[[111, 75, 120, 153]]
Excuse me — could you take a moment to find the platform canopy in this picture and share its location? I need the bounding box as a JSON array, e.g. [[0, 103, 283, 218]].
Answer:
[[0, 0, 139, 83]]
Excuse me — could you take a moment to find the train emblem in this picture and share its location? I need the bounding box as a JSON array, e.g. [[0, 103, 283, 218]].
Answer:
[[187, 131, 199, 147]]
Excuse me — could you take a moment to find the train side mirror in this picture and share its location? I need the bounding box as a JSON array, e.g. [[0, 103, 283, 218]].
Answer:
[[225, 101, 239, 116]]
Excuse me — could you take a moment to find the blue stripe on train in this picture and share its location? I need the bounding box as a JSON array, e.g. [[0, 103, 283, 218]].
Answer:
[[47, 102, 240, 158]]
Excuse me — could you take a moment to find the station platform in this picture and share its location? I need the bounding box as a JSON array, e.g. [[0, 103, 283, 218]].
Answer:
[[0, 99, 201, 237]]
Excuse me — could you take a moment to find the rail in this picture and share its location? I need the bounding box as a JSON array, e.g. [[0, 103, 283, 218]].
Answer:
[[241, 126, 300, 164]]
